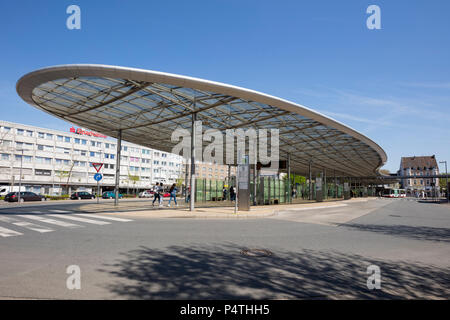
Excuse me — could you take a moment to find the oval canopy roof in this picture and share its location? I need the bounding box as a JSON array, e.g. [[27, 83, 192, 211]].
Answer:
[[16, 64, 387, 177]]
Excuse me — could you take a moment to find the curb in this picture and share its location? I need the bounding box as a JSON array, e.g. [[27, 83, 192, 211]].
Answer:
[[102, 210, 278, 219]]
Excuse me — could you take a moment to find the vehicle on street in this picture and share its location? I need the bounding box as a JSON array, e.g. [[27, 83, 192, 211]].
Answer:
[[138, 190, 154, 198], [0, 186, 24, 197], [70, 192, 95, 200], [4, 191, 47, 202], [382, 188, 405, 198], [102, 191, 123, 199]]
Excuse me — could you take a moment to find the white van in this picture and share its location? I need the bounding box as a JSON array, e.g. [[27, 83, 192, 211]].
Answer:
[[0, 186, 22, 197]]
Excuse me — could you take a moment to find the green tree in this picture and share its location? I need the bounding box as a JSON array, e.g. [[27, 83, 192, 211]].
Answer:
[[176, 178, 184, 188], [127, 172, 140, 195]]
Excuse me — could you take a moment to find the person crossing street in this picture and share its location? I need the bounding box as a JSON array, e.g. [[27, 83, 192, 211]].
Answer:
[[152, 182, 161, 207], [168, 183, 178, 207]]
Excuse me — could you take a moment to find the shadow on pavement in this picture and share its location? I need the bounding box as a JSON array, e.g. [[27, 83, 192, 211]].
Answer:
[[98, 244, 450, 299], [342, 224, 450, 243]]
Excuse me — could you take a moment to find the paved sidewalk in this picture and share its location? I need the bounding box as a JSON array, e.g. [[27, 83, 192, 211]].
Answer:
[[92, 198, 375, 219]]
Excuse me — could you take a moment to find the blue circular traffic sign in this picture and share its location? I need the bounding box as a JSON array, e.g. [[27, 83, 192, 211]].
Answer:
[[94, 173, 103, 181]]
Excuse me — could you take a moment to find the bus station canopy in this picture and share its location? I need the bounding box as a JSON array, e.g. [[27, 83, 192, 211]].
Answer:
[[16, 64, 387, 177]]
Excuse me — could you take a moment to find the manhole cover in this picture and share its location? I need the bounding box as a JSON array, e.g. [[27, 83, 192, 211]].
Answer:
[[240, 249, 273, 257]]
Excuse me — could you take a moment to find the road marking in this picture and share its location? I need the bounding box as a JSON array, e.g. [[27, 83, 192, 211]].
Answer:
[[12, 221, 54, 233], [47, 214, 110, 225], [49, 210, 71, 213], [0, 216, 54, 233], [75, 214, 133, 222], [0, 216, 19, 223], [0, 226, 23, 237], [17, 215, 82, 228]]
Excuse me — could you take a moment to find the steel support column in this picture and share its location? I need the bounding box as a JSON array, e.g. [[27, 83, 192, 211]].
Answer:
[[190, 112, 197, 211], [309, 160, 312, 200], [184, 162, 189, 201], [334, 170, 337, 199], [114, 129, 122, 206], [287, 153, 291, 203], [17, 149, 24, 204], [253, 142, 257, 205]]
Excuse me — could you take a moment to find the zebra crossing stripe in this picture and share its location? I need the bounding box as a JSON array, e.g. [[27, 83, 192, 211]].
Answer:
[[0, 226, 23, 237], [0, 216, 18, 223], [17, 215, 82, 228], [47, 214, 110, 225], [49, 210, 71, 213], [74, 214, 133, 222], [12, 221, 54, 233], [0, 216, 54, 233]]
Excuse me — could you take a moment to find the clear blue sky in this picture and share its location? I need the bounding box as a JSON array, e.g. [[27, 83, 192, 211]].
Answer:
[[0, 0, 449, 172]]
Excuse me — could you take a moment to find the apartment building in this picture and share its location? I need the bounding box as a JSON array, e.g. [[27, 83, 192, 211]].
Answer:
[[0, 120, 183, 195], [398, 155, 440, 197]]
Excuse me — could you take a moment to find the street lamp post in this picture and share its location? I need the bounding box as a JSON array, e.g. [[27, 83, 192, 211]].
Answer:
[[17, 148, 24, 204], [439, 161, 449, 203]]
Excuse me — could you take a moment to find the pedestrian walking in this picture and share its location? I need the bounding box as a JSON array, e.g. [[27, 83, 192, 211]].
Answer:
[[168, 183, 178, 207], [230, 185, 235, 202], [152, 182, 161, 207], [222, 187, 228, 201]]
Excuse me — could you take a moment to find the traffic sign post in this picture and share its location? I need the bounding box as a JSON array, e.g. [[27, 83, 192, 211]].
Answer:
[[92, 167, 103, 204], [92, 163, 103, 173]]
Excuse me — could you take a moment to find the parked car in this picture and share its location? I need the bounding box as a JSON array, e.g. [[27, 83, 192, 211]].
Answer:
[[138, 190, 154, 198], [163, 192, 171, 198], [4, 191, 47, 202], [102, 191, 123, 199], [70, 192, 95, 200]]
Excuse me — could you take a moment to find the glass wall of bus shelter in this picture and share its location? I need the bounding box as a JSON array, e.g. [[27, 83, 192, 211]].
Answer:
[[350, 185, 369, 198], [192, 176, 363, 205]]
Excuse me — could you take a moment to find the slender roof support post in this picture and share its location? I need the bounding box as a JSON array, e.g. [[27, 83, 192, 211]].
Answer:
[[287, 153, 291, 204], [17, 149, 24, 204], [309, 160, 312, 200], [184, 162, 189, 201], [114, 129, 122, 206], [190, 112, 197, 211], [333, 170, 338, 198], [253, 145, 257, 206], [349, 177, 352, 198]]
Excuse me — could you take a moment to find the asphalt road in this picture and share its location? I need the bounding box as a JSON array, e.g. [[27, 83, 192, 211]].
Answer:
[[0, 198, 449, 299]]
